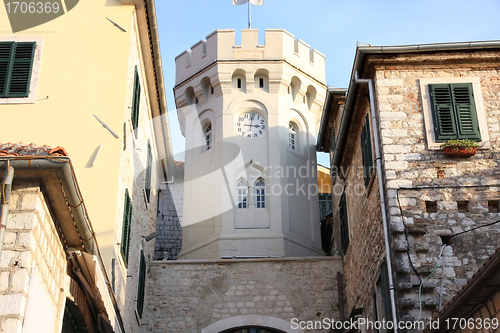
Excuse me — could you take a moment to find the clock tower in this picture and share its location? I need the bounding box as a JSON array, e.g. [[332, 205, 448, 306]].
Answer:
[[174, 29, 327, 259]]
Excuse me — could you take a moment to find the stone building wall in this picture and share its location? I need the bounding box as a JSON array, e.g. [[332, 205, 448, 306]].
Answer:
[[155, 162, 184, 260], [369, 51, 500, 322], [112, 12, 161, 332], [0, 181, 67, 333], [330, 93, 387, 323], [144, 257, 342, 333]]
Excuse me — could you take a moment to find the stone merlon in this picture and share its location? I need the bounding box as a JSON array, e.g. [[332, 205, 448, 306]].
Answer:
[[174, 29, 326, 85]]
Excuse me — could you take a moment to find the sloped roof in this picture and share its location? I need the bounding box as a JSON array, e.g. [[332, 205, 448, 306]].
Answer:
[[424, 245, 500, 332], [0, 143, 68, 157]]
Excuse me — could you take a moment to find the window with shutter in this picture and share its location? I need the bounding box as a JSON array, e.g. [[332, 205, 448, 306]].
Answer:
[[360, 113, 373, 187], [374, 260, 393, 332], [145, 141, 152, 203], [131, 66, 141, 135], [0, 42, 36, 98], [339, 191, 349, 255], [429, 83, 481, 142], [137, 250, 146, 318], [120, 189, 133, 266]]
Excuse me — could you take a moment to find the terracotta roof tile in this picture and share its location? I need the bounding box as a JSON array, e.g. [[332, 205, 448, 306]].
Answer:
[[0, 143, 68, 157]]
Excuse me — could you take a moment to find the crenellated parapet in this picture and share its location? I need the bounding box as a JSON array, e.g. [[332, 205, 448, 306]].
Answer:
[[175, 29, 326, 85]]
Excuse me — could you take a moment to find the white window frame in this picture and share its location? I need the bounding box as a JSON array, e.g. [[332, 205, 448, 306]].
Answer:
[[420, 77, 490, 149], [237, 179, 248, 209], [0, 36, 43, 104], [255, 179, 266, 209]]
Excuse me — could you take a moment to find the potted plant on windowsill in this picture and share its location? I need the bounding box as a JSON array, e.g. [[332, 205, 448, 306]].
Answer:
[[440, 139, 480, 157]]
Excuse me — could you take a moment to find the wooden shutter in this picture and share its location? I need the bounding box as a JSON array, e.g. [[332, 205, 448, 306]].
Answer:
[[145, 141, 152, 202], [121, 189, 132, 266], [132, 66, 141, 132], [0, 42, 35, 98], [137, 250, 146, 318], [429, 83, 481, 142], [361, 114, 373, 187], [452, 83, 481, 140], [340, 192, 349, 255], [0, 43, 12, 96]]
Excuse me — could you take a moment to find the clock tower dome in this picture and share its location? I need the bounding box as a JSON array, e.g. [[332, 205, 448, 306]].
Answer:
[[174, 29, 327, 259]]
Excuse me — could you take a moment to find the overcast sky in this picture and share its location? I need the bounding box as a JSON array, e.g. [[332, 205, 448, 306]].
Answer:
[[155, 0, 500, 165]]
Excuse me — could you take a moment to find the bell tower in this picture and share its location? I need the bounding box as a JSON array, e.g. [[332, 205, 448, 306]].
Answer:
[[174, 29, 327, 259]]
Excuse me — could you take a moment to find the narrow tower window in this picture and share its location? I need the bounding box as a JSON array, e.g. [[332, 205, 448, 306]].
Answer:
[[237, 78, 242, 89], [289, 122, 297, 150], [255, 179, 266, 208], [259, 78, 264, 88], [204, 124, 212, 151]]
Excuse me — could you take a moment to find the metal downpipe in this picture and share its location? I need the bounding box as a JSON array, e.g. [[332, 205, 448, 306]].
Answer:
[[0, 162, 14, 260], [354, 71, 399, 331]]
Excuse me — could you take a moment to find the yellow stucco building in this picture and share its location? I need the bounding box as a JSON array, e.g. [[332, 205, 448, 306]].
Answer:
[[0, 0, 172, 271]]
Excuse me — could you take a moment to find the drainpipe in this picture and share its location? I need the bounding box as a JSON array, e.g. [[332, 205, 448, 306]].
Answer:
[[0, 162, 14, 260], [354, 72, 399, 331]]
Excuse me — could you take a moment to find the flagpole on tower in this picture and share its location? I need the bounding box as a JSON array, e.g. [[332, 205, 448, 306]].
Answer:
[[248, 0, 251, 28]]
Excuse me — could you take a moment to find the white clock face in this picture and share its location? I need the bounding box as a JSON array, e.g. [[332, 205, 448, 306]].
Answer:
[[236, 112, 266, 138]]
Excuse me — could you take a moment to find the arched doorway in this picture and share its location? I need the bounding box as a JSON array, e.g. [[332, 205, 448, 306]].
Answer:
[[222, 327, 284, 333], [201, 315, 301, 333]]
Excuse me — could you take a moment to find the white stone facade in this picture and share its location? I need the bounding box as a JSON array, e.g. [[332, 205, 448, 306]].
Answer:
[[174, 29, 327, 259]]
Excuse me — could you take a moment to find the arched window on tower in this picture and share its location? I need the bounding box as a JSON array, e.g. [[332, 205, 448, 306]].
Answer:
[[237, 179, 248, 209], [289, 122, 297, 150], [255, 179, 266, 209], [203, 123, 212, 151]]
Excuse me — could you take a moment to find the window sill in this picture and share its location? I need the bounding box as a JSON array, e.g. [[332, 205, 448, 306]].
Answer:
[[426, 142, 491, 150], [287, 147, 305, 159]]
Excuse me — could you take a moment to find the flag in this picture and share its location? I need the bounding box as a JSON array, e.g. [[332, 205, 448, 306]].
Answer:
[[232, 0, 264, 5]]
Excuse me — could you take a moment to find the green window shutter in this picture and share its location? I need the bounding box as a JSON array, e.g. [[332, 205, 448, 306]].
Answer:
[[121, 189, 132, 266], [0, 43, 13, 96], [452, 83, 481, 141], [429, 83, 481, 142], [137, 250, 146, 318], [360, 114, 373, 187], [339, 192, 349, 255], [0, 42, 35, 98], [145, 141, 152, 203], [131, 66, 141, 133]]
